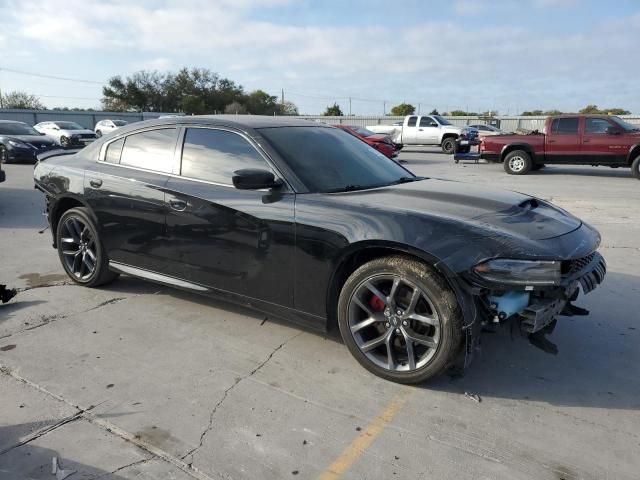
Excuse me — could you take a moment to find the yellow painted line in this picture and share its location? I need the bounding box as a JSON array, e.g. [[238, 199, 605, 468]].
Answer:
[[318, 392, 410, 480]]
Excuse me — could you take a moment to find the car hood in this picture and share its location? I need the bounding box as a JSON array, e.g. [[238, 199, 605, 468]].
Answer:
[[3, 134, 55, 145], [441, 125, 464, 133], [332, 178, 581, 241], [61, 129, 96, 136]]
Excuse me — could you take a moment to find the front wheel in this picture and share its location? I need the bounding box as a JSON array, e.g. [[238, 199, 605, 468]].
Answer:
[[60, 136, 70, 148], [441, 137, 456, 154], [631, 155, 640, 180], [503, 150, 532, 175], [95, 130, 102, 138], [337, 256, 463, 384], [56, 207, 118, 287], [0, 145, 9, 164]]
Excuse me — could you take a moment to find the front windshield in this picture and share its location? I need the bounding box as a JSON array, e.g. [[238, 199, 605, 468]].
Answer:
[[259, 126, 416, 193], [433, 115, 452, 126], [351, 126, 376, 137], [55, 121, 85, 130], [0, 123, 40, 135], [610, 116, 640, 132], [112, 120, 128, 126]]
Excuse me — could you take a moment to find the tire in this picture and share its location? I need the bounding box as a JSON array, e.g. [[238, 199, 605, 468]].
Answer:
[[56, 207, 118, 287], [503, 150, 532, 175], [532, 163, 545, 171], [96, 130, 102, 138], [337, 255, 463, 384], [60, 136, 70, 148], [631, 155, 640, 180], [441, 137, 456, 155], [0, 145, 10, 164]]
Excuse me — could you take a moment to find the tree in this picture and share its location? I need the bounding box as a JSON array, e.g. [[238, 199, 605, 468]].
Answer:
[[448, 110, 477, 116], [1, 91, 45, 109], [390, 103, 415, 116], [579, 104, 601, 114], [429, 109, 440, 115], [521, 110, 544, 116], [280, 100, 299, 116], [543, 109, 563, 115], [224, 101, 248, 114], [243, 90, 280, 115], [604, 108, 630, 115], [323, 102, 343, 116]]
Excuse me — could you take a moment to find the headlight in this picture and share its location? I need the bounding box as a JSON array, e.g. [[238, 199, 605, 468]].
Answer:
[[8, 140, 28, 148], [473, 259, 561, 286]]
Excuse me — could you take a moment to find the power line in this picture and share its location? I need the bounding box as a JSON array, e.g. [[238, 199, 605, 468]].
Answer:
[[0, 67, 104, 85]]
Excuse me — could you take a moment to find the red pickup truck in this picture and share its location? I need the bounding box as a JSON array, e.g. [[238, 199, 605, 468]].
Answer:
[[461, 115, 640, 179]]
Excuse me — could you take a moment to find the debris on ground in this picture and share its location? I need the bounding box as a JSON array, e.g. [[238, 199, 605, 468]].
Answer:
[[0, 284, 17, 303], [464, 392, 482, 403], [52, 457, 76, 479]]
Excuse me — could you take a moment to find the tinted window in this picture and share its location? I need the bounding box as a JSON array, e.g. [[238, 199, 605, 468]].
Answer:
[[181, 128, 270, 184], [112, 120, 128, 126], [407, 116, 417, 127], [259, 127, 413, 193], [0, 122, 40, 135], [419, 117, 435, 127], [120, 128, 177, 173], [585, 118, 612, 134], [104, 137, 124, 164], [551, 118, 579, 134]]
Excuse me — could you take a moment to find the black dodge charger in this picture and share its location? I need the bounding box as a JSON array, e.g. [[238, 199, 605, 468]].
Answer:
[[1, 120, 57, 164], [33, 116, 606, 383]]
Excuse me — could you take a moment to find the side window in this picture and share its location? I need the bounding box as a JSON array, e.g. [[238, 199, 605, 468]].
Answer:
[[120, 128, 177, 173], [104, 137, 124, 164], [406, 116, 417, 127], [419, 117, 434, 127], [585, 118, 612, 134], [551, 118, 579, 135], [181, 128, 271, 185]]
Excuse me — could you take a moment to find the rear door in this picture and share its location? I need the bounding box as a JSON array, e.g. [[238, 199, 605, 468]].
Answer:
[[85, 127, 178, 271], [163, 126, 296, 306], [416, 116, 439, 144], [581, 117, 627, 164], [545, 117, 581, 163], [402, 116, 419, 144]]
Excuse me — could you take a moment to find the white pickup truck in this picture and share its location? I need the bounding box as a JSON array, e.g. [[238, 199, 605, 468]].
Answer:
[[367, 115, 467, 154]]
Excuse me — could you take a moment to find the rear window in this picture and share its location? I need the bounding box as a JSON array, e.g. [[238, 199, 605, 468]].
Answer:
[[551, 118, 579, 135], [120, 128, 177, 173], [104, 137, 124, 164], [407, 116, 417, 127]]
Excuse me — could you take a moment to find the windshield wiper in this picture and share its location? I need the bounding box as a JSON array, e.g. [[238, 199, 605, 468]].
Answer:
[[325, 185, 367, 193], [390, 176, 423, 185]]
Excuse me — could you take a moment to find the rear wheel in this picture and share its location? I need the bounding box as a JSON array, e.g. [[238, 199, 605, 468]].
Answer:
[[96, 130, 102, 138], [632, 155, 640, 179], [337, 256, 463, 384], [60, 136, 70, 148], [56, 207, 118, 287], [441, 137, 456, 154], [504, 150, 532, 175]]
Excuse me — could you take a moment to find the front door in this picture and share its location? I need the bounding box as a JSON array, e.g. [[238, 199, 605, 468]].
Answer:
[[164, 126, 296, 307], [581, 117, 627, 164], [415, 116, 440, 144]]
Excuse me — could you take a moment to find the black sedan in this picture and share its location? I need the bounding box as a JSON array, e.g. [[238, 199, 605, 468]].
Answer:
[[0, 120, 57, 164], [33, 116, 606, 383]]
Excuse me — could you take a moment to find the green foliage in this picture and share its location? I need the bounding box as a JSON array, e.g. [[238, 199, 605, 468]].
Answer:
[[390, 103, 415, 116], [447, 110, 478, 116], [578, 105, 630, 115], [323, 102, 343, 116], [280, 100, 299, 116], [244, 90, 280, 115], [429, 109, 439, 115], [1, 91, 45, 109]]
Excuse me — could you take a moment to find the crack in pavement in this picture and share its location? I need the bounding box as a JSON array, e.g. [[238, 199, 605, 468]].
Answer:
[[14, 281, 73, 293], [181, 331, 304, 465], [94, 457, 155, 479], [0, 297, 128, 340]]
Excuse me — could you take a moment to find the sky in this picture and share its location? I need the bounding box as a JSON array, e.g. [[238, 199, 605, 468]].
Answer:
[[0, 0, 638, 115]]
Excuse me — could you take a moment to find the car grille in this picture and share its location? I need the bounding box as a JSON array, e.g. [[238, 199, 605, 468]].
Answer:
[[78, 133, 96, 139]]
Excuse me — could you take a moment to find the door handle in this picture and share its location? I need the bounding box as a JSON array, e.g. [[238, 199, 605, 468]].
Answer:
[[418, 129, 424, 131], [169, 199, 187, 211], [89, 178, 102, 188]]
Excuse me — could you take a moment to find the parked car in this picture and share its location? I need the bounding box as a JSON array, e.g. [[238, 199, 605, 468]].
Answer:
[[459, 115, 640, 177], [468, 124, 504, 136], [95, 119, 128, 137], [34, 121, 97, 148], [367, 115, 468, 154], [0, 120, 57, 164], [334, 125, 399, 160], [34, 115, 606, 383]]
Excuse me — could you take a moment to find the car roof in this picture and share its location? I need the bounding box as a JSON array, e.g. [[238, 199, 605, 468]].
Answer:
[[119, 115, 328, 131], [0, 120, 28, 124]]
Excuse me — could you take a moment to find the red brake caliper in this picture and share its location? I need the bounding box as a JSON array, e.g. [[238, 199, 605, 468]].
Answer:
[[369, 294, 385, 312]]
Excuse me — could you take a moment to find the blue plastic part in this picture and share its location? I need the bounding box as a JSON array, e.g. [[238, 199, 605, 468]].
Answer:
[[487, 291, 530, 319]]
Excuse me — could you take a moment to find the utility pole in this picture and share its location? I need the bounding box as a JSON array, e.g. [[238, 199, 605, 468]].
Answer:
[[383, 101, 386, 116], [349, 97, 352, 116], [418, 103, 421, 115]]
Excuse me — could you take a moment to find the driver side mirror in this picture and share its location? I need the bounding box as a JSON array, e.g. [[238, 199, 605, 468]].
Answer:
[[429, 122, 439, 127], [232, 169, 281, 190], [606, 126, 621, 135]]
